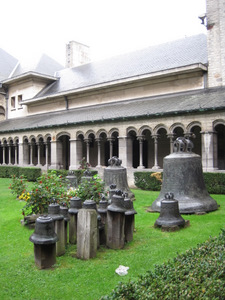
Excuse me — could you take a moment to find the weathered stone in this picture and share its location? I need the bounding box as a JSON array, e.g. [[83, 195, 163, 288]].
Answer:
[[68, 197, 82, 244], [77, 209, 98, 260], [48, 202, 65, 256], [29, 215, 58, 269]]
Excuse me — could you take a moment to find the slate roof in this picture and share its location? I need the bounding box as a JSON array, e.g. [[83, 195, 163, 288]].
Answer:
[[0, 87, 224, 134], [35, 34, 208, 99], [0, 49, 18, 81], [11, 54, 64, 78]]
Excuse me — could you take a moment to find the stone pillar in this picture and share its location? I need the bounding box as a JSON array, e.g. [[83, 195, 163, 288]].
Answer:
[[137, 135, 145, 169], [50, 140, 59, 169], [97, 197, 108, 246], [37, 143, 41, 166], [68, 197, 82, 244], [77, 208, 98, 260], [2, 145, 6, 165], [152, 134, 160, 169], [14, 144, 18, 165], [84, 139, 90, 164], [48, 203, 65, 257], [124, 193, 137, 243], [167, 133, 175, 154], [60, 205, 70, 247], [106, 190, 126, 249], [29, 142, 34, 166], [8, 144, 12, 165], [69, 139, 80, 169], [118, 136, 132, 168], [108, 138, 115, 158], [201, 131, 217, 171], [96, 138, 102, 167]]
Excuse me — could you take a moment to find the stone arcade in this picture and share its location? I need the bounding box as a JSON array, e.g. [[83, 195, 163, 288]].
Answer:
[[0, 1, 225, 187]]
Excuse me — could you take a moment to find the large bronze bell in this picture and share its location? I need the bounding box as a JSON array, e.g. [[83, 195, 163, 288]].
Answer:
[[151, 137, 218, 214], [154, 193, 185, 228]]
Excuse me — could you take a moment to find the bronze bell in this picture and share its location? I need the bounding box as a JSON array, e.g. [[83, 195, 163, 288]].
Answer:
[[82, 199, 97, 210], [29, 215, 58, 245], [107, 189, 126, 213], [151, 137, 218, 214], [154, 193, 185, 228], [69, 197, 82, 214], [104, 156, 135, 200]]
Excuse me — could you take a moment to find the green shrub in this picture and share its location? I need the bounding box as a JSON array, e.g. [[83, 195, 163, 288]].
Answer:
[[134, 171, 225, 194], [102, 229, 225, 299], [203, 172, 225, 194], [0, 166, 41, 181], [9, 174, 27, 198], [22, 170, 69, 216], [75, 174, 106, 203], [134, 171, 162, 191]]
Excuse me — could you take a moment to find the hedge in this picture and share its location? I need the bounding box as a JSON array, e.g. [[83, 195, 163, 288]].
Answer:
[[134, 171, 225, 194], [102, 229, 225, 299], [0, 166, 41, 181]]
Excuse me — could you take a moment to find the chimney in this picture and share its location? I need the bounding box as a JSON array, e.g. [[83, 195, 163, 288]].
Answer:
[[66, 41, 91, 68]]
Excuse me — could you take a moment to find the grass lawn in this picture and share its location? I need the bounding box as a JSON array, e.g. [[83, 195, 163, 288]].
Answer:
[[0, 178, 224, 300]]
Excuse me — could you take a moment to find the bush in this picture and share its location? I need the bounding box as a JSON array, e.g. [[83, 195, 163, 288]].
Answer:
[[134, 171, 162, 191], [21, 170, 70, 216], [102, 229, 225, 299], [72, 174, 106, 204], [9, 174, 27, 198], [0, 166, 41, 181], [204, 172, 225, 194], [134, 171, 225, 194]]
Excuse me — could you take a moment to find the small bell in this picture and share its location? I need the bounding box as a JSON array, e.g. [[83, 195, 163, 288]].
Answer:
[[154, 192, 186, 229]]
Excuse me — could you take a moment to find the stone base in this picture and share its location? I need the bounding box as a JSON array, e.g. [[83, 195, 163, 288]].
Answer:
[[34, 244, 56, 269], [107, 211, 125, 249]]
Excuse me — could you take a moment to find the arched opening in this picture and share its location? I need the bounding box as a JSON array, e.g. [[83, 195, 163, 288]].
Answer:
[[173, 127, 184, 139], [58, 135, 70, 170], [215, 124, 225, 169], [157, 128, 170, 168], [88, 133, 97, 167], [142, 129, 154, 168], [127, 130, 139, 168], [99, 132, 108, 166], [190, 126, 201, 156]]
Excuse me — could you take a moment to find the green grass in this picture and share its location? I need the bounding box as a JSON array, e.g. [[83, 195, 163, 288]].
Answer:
[[0, 178, 224, 300]]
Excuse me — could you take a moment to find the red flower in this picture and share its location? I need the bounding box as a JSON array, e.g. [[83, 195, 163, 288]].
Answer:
[[39, 181, 42, 184], [36, 189, 38, 192], [46, 186, 48, 190]]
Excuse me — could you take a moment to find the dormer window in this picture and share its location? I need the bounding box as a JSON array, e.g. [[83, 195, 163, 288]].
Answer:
[[11, 96, 15, 109], [18, 95, 23, 108]]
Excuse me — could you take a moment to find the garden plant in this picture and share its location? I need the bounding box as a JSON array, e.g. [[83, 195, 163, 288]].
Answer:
[[1, 178, 225, 299]]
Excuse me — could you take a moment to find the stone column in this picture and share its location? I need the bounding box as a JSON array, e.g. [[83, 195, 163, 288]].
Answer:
[[45, 142, 49, 169], [37, 142, 41, 166], [201, 131, 217, 171], [2, 145, 6, 165], [8, 144, 12, 165], [84, 139, 90, 164], [29, 142, 34, 166], [118, 136, 133, 168], [14, 143, 18, 165], [152, 134, 160, 169], [137, 135, 145, 169], [69, 139, 80, 169], [167, 133, 175, 154], [96, 138, 102, 167], [49, 140, 59, 169], [108, 138, 115, 158], [77, 208, 98, 260]]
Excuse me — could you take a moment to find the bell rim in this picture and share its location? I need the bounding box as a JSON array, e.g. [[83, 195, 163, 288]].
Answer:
[[29, 233, 58, 245]]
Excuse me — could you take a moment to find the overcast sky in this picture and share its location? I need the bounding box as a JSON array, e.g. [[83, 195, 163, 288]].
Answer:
[[0, 0, 206, 67]]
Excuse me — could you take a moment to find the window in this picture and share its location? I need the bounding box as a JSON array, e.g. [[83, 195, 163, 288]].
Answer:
[[11, 96, 15, 109], [18, 95, 23, 108]]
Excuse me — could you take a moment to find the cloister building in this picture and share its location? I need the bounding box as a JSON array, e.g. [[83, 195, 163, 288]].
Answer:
[[0, 0, 224, 185]]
